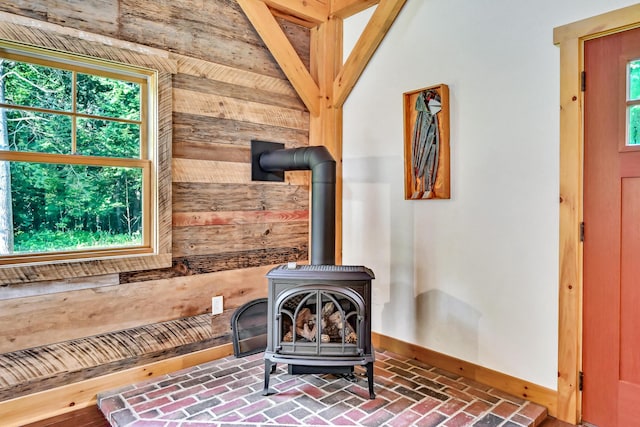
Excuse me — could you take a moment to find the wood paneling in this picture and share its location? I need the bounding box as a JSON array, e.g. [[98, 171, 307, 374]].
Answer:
[[0, 1, 120, 37], [172, 222, 309, 257], [0, 343, 234, 427], [173, 73, 306, 111], [173, 113, 308, 149], [120, 248, 307, 284], [238, 0, 321, 115], [0, 265, 272, 354], [0, 0, 310, 366], [173, 88, 309, 130], [172, 182, 309, 212]]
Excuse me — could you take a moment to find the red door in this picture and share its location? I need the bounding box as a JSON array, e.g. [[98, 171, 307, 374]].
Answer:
[[583, 27, 640, 427]]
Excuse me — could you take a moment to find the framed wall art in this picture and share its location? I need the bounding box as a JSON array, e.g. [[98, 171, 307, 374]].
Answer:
[[403, 84, 450, 200]]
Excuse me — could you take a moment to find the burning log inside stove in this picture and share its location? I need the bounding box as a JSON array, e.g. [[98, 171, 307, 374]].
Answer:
[[282, 302, 357, 344]]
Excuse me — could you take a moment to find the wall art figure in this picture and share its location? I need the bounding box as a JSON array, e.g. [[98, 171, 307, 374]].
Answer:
[[403, 84, 450, 200]]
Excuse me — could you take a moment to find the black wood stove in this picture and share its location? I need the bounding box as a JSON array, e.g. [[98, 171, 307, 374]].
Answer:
[[263, 264, 375, 398], [251, 141, 376, 399]]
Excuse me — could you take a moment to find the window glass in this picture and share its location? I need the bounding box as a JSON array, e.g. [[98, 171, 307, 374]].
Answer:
[[8, 161, 143, 255], [627, 60, 640, 145], [1, 59, 72, 111], [4, 109, 72, 153], [77, 118, 140, 158], [0, 45, 152, 262], [629, 60, 640, 101], [629, 105, 640, 146], [76, 73, 141, 120]]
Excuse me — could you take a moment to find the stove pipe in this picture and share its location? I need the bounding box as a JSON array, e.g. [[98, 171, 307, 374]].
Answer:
[[257, 146, 336, 265]]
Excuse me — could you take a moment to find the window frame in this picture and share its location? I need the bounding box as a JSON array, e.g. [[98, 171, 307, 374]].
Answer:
[[626, 58, 640, 147], [0, 25, 173, 284]]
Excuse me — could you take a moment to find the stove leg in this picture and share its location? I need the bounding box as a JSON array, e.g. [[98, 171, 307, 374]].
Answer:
[[263, 360, 275, 396], [366, 362, 375, 399]]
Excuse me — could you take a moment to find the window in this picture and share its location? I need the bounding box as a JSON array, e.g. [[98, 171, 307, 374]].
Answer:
[[0, 40, 158, 265], [627, 59, 640, 145]]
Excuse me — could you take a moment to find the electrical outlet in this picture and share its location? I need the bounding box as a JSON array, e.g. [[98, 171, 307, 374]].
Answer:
[[212, 296, 223, 315]]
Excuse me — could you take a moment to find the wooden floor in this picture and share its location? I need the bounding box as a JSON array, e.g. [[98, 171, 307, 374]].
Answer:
[[24, 406, 109, 427], [24, 406, 575, 427]]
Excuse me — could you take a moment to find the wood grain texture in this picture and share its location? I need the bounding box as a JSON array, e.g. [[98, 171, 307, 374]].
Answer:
[[331, 0, 380, 18], [118, 0, 287, 79], [173, 113, 308, 148], [0, 313, 228, 400], [0, 0, 120, 37], [264, 0, 329, 24], [173, 73, 305, 111], [173, 209, 308, 226], [0, 265, 272, 354], [0, 254, 172, 285], [173, 88, 310, 130], [23, 405, 108, 427], [238, 0, 321, 116], [0, 344, 233, 427], [119, 247, 308, 283], [173, 140, 251, 163], [172, 222, 309, 257], [172, 158, 309, 185], [0, 274, 119, 301], [172, 182, 309, 213], [173, 53, 298, 98], [0, 14, 176, 73], [0, 0, 311, 377]]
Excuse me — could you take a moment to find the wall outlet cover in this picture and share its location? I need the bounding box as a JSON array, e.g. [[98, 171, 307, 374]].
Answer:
[[212, 296, 223, 315]]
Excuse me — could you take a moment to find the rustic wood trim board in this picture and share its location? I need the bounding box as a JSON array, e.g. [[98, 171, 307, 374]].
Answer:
[[0, 344, 233, 427], [372, 332, 558, 418], [553, 4, 640, 424]]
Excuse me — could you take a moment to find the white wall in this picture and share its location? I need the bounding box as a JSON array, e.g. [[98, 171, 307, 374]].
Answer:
[[342, 0, 638, 389]]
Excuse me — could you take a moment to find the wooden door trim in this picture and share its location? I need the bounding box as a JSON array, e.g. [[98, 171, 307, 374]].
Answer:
[[554, 5, 640, 424]]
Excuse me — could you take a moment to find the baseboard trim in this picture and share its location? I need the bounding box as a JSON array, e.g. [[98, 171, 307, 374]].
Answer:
[[0, 343, 233, 427], [2, 334, 559, 425], [372, 332, 558, 417]]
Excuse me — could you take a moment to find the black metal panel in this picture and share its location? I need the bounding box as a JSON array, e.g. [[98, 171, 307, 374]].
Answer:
[[231, 298, 268, 357], [251, 140, 284, 182]]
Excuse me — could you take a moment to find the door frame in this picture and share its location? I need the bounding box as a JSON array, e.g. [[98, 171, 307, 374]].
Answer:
[[554, 4, 640, 424]]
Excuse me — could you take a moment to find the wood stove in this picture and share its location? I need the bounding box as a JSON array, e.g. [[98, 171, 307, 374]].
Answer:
[[263, 264, 375, 399], [251, 143, 375, 398]]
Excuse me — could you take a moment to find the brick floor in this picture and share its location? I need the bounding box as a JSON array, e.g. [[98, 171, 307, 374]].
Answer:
[[97, 350, 547, 427]]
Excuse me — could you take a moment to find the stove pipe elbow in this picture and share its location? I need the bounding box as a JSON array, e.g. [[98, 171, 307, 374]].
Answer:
[[258, 146, 336, 265]]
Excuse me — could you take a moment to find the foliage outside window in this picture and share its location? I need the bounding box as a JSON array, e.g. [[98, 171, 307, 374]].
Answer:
[[0, 41, 157, 265], [628, 59, 640, 145]]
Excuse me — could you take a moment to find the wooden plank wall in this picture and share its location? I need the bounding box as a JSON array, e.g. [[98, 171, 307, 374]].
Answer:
[[0, 0, 311, 354]]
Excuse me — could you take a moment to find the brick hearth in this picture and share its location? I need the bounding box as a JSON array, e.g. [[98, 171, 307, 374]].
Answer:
[[97, 350, 547, 427]]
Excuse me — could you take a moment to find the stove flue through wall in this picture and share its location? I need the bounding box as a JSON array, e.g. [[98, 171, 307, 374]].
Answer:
[[251, 141, 376, 399]]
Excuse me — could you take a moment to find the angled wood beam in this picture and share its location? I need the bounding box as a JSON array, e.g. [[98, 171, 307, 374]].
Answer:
[[330, 0, 380, 19], [238, 0, 321, 116], [263, 0, 329, 24], [333, 0, 406, 107]]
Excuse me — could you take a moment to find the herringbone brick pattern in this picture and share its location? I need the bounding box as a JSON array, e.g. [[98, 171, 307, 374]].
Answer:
[[97, 350, 547, 427]]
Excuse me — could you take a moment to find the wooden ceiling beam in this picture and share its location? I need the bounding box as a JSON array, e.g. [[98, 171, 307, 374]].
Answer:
[[262, 0, 329, 24], [238, 0, 321, 116], [333, 0, 406, 107], [330, 0, 380, 19]]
